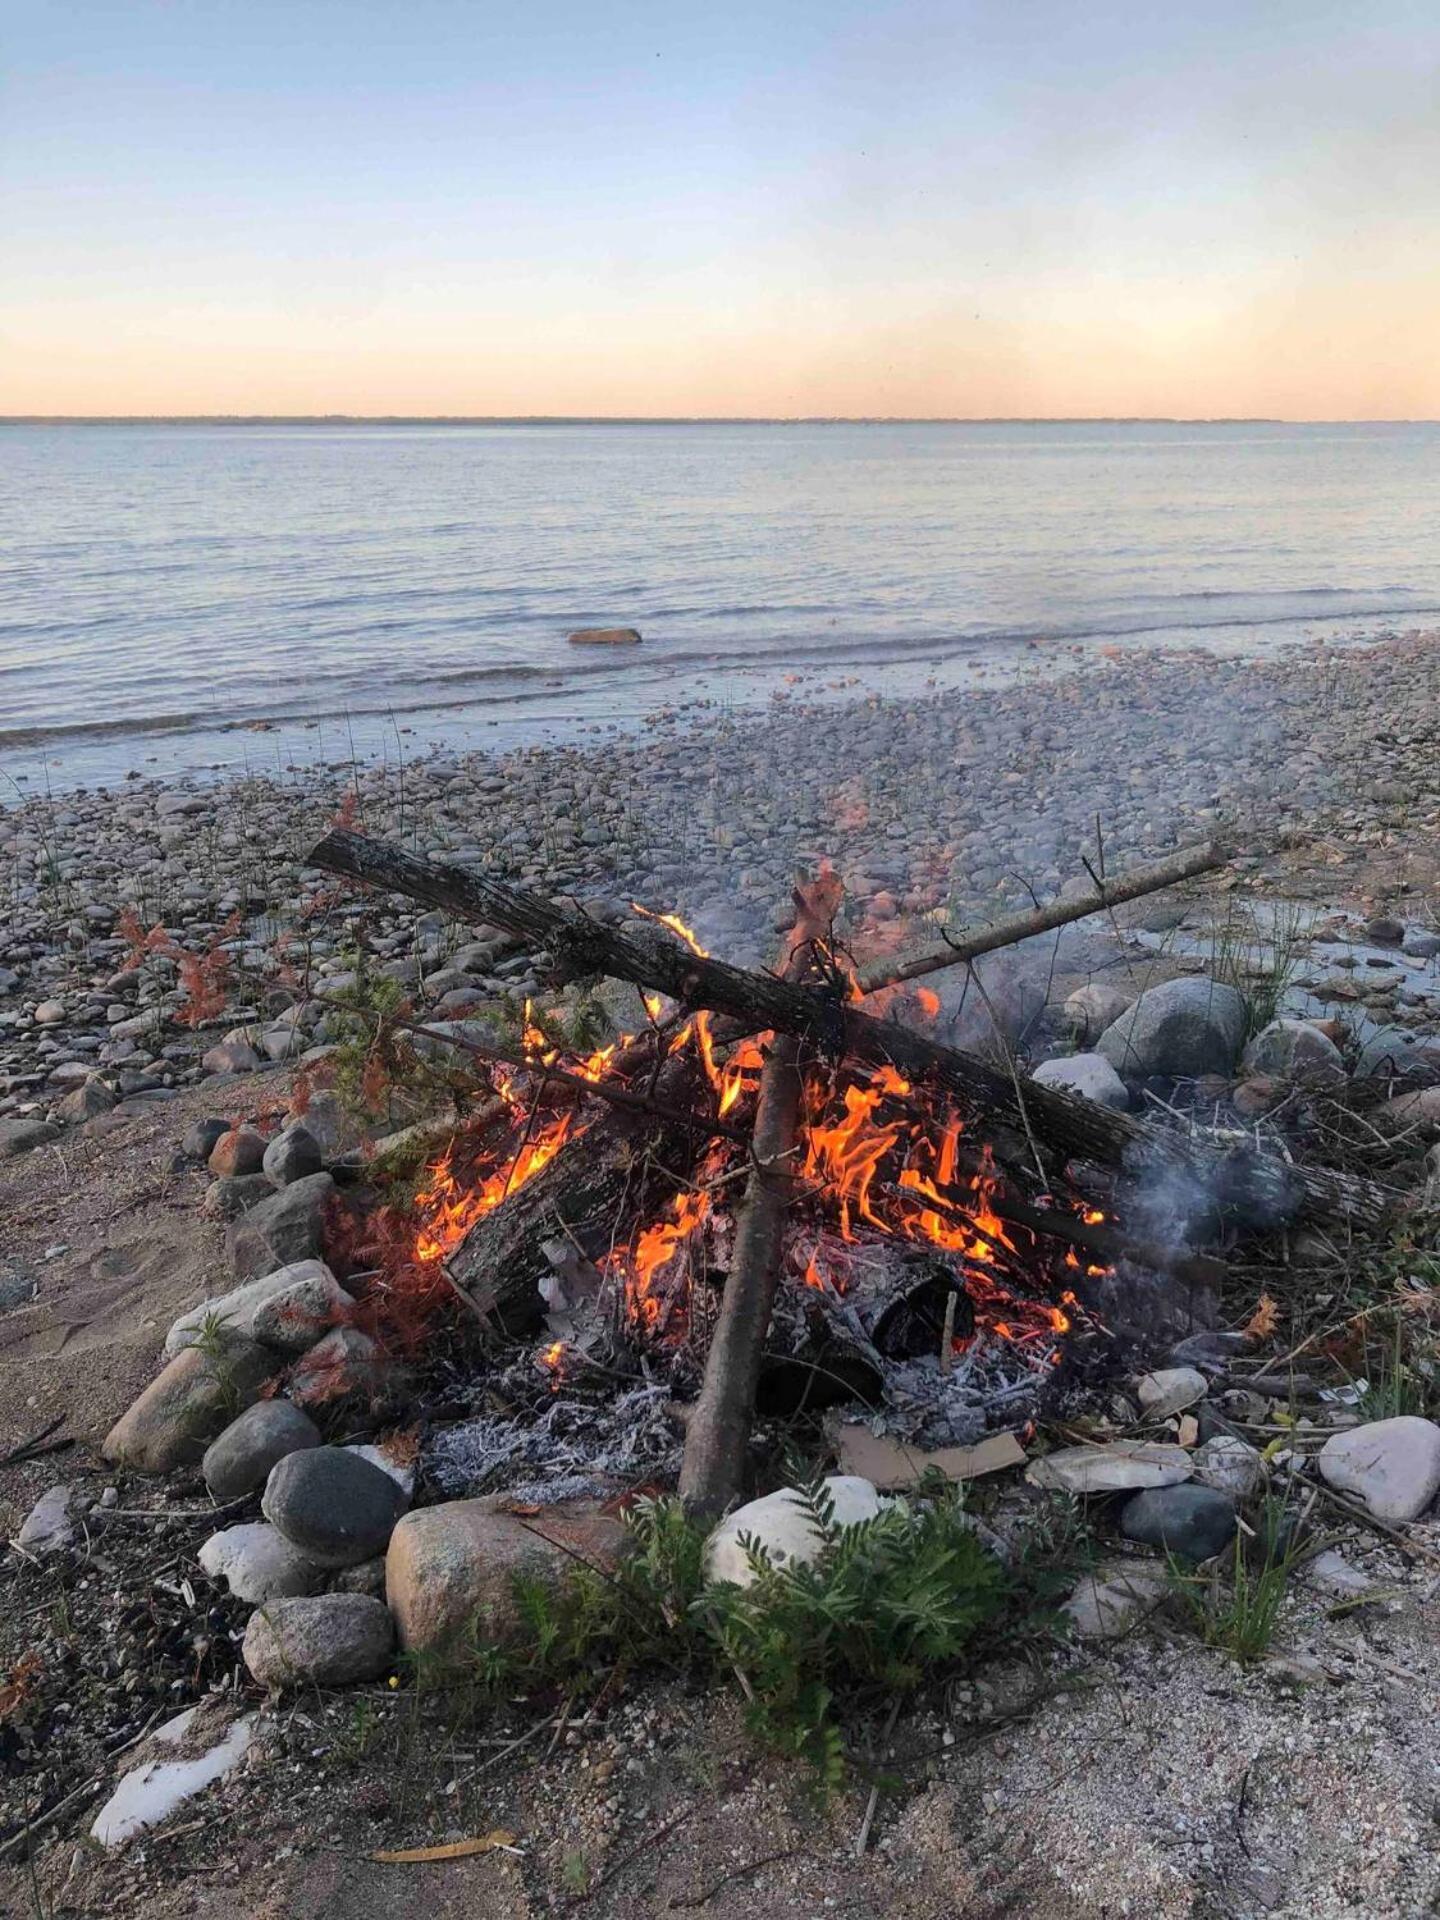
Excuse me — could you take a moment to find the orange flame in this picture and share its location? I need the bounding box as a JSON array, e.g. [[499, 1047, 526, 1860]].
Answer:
[[413, 1112, 577, 1266], [623, 1186, 711, 1329]]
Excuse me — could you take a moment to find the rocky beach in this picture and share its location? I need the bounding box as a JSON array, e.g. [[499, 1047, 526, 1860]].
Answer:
[[3, 628, 1440, 1920]]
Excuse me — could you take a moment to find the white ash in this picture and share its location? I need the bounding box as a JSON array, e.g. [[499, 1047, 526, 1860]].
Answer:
[[424, 1381, 681, 1501]]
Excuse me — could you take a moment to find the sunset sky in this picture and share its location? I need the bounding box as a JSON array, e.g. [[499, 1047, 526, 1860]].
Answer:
[[4, 0, 1437, 419]]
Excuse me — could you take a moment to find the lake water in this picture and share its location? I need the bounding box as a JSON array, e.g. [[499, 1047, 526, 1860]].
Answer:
[[3, 420, 1438, 787]]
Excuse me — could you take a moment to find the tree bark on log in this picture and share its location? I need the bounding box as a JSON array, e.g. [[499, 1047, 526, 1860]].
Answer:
[[446, 1052, 710, 1335], [309, 829, 1396, 1231], [677, 876, 838, 1517], [857, 838, 1231, 994]]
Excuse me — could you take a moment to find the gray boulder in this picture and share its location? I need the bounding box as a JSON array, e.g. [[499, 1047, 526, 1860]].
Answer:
[[1032, 1052, 1129, 1109], [1096, 977, 1248, 1079], [226, 1172, 337, 1281], [262, 1446, 408, 1569], [202, 1398, 322, 1499], [165, 1258, 348, 1358], [262, 1125, 323, 1187], [1063, 983, 1134, 1046], [1241, 1018, 1346, 1086], [242, 1594, 394, 1688]]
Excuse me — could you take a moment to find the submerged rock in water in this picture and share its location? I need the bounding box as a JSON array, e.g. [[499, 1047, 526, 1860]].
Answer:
[[567, 627, 642, 646]]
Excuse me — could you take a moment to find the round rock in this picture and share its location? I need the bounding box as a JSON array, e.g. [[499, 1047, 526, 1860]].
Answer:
[[262, 1125, 323, 1187], [242, 1594, 394, 1688], [1096, 977, 1249, 1079], [1119, 1484, 1238, 1563], [1241, 1018, 1346, 1086], [1318, 1415, 1440, 1523], [1032, 1052, 1130, 1109], [262, 1446, 408, 1568], [208, 1127, 266, 1179], [202, 1399, 322, 1500], [199, 1523, 325, 1603], [1191, 1434, 1264, 1500]]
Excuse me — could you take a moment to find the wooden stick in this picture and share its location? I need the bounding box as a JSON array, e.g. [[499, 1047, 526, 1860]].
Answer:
[[306, 829, 1396, 1231], [858, 838, 1232, 994], [678, 878, 835, 1515]]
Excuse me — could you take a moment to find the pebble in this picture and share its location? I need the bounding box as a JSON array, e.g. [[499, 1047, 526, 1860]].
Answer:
[[16, 1484, 76, 1555], [1190, 1434, 1264, 1500], [1026, 1440, 1193, 1495]]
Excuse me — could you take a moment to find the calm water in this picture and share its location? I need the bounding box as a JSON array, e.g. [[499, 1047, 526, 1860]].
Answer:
[[2, 420, 1438, 785]]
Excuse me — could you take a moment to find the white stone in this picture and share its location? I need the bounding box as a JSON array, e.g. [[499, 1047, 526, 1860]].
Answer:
[[198, 1522, 325, 1602], [1136, 1366, 1209, 1420], [90, 1710, 255, 1848], [1191, 1434, 1264, 1500], [1032, 1052, 1130, 1109], [164, 1259, 348, 1358], [1063, 983, 1133, 1046], [704, 1476, 885, 1588], [1026, 1440, 1193, 1495], [1063, 1560, 1169, 1640], [1318, 1416, 1440, 1523]]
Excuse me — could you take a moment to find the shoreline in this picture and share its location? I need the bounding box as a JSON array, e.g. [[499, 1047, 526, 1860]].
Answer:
[[0, 633, 1436, 1110], [2, 617, 1436, 800]]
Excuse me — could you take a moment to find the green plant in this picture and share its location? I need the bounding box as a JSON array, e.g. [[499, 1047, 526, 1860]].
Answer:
[[701, 1477, 1009, 1787], [560, 1850, 590, 1894], [1207, 900, 1312, 1039], [1169, 1495, 1303, 1664], [188, 1308, 245, 1421]]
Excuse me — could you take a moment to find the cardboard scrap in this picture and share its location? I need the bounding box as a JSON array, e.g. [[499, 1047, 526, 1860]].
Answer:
[[833, 1424, 1026, 1490]]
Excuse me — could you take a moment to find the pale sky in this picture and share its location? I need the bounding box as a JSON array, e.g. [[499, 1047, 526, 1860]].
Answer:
[[3, 0, 1438, 418]]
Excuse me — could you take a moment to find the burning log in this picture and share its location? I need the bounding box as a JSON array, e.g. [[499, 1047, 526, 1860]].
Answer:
[[678, 875, 838, 1516], [857, 837, 1233, 994], [442, 1050, 712, 1334], [308, 828, 1397, 1232]]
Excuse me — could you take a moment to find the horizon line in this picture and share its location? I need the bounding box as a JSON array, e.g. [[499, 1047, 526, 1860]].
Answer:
[[7, 411, 1440, 428]]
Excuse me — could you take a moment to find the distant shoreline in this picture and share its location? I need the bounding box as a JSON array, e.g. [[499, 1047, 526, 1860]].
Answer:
[[0, 414, 1367, 428]]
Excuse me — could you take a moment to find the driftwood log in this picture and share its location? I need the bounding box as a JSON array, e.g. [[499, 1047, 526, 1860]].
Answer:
[[857, 838, 1232, 993], [309, 829, 1396, 1231], [445, 1051, 711, 1334]]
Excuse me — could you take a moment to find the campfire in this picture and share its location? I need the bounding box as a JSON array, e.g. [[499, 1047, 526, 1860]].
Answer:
[[309, 827, 1393, 1514]]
